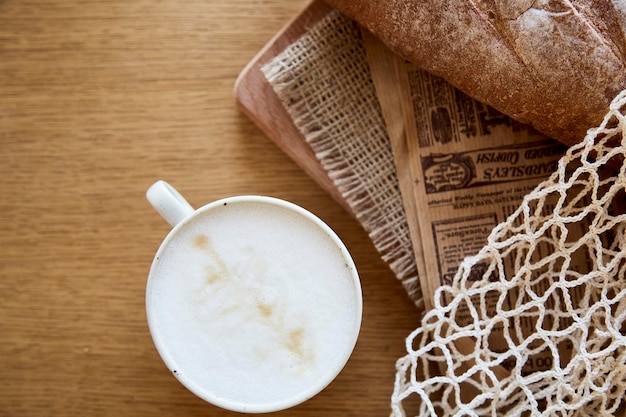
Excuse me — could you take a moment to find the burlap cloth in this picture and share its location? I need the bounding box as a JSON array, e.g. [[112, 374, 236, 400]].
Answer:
[[262, 11, 423, 308]]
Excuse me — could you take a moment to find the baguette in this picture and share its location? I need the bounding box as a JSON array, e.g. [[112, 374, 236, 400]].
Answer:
[[324, 0, 626, 145]]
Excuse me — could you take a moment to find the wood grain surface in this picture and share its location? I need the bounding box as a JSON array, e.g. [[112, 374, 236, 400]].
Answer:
[[0, 0, 420, 416]]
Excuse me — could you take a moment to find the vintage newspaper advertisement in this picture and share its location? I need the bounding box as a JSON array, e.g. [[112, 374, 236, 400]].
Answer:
[[393, 59, 570, 307]]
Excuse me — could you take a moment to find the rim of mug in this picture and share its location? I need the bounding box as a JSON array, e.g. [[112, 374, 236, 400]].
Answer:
[[146, 195, 363, 413]]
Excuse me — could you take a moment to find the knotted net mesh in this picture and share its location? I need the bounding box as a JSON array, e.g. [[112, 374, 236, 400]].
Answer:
[[392, 90, 626, 416]]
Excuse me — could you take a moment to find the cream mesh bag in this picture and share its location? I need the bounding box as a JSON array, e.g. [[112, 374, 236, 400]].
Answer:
[[392, 90, 626, 416]]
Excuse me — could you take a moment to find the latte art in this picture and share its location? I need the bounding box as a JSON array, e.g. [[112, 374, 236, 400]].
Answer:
[[190, 232, 315, 376]]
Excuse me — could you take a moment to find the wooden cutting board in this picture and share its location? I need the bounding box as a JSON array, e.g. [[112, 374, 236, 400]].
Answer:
[[234, 0, 351, 212]]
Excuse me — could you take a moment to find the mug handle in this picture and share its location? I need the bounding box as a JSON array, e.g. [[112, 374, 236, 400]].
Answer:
[[146, 180, 195, 227]]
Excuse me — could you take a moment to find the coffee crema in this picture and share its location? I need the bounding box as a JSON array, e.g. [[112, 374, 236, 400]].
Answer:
[[147, 198, 361, 412]]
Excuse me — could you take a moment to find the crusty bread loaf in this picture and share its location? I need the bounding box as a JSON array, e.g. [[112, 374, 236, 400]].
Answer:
[[324, 0, 626, 145]]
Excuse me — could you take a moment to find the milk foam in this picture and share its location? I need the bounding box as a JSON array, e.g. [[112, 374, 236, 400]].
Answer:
[[147, 199, 361, 411]]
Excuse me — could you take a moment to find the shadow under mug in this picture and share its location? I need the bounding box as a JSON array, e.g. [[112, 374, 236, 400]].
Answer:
[[145, 180, 363, 413]]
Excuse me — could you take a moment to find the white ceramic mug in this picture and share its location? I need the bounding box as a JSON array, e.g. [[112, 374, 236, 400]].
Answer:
[[145, 180, 362, 413]]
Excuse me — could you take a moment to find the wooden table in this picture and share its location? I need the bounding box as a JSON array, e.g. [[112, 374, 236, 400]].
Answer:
[[0, 0, 420, 415]]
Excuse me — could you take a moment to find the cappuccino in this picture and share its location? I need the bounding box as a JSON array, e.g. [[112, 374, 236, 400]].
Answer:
[[146, 195, 361, 413]]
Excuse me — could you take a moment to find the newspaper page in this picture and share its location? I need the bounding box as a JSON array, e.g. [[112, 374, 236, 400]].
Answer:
[[393, 60, 571, 307], [362, 34, 596, 375], [363, 32, 567, 308]]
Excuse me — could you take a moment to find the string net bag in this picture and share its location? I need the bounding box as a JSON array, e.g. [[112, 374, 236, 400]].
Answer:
[[391, 90, 626, 417]]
